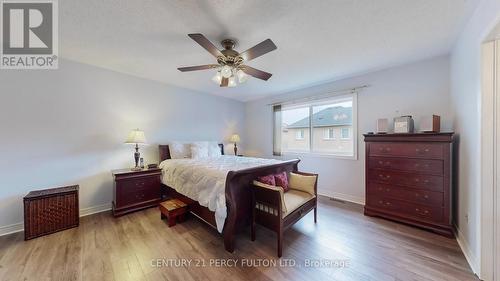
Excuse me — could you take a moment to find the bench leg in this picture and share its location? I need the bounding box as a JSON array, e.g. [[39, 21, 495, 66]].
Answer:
[[314, 207, 317, 223], [277, 229, 283, 258], [251, 210, 256, 241]]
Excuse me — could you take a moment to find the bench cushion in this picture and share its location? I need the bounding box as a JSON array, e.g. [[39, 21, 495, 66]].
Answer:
[[283, 190, 315, 218]]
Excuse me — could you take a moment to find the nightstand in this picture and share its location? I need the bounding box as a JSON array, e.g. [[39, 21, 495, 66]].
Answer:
[[112, 168, 162, 217]]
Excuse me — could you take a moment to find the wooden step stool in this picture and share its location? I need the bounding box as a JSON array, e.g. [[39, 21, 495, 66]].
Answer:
[[159, 199, 188, 227]]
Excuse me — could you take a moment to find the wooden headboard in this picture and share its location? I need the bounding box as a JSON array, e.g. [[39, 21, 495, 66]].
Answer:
[[159, 143, 224, 162]]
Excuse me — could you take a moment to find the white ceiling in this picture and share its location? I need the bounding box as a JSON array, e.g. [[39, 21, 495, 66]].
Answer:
[[60, 0, 479, 101]]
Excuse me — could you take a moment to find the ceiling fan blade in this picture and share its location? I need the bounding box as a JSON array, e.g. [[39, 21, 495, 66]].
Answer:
[[242, 66, 273, 81], [188, 33, 224, 58], [177, 64, 219, 72], [239, 39, 277, 61], [220, 77, 229, 87]]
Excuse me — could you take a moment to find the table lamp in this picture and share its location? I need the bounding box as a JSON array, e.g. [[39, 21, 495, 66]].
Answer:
[[125, 129, 146, 171], [230, 134, 240, 156]]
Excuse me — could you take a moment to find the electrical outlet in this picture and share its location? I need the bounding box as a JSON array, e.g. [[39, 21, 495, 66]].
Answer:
[[465, 213, 469, 223]]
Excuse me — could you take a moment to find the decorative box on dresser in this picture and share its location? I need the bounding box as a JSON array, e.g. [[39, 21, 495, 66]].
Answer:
[[112, 168, 162, 217], [363, 133, 454, 237]]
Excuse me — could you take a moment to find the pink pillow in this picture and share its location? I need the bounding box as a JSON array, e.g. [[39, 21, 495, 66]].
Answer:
[[274, 172, 289, 192], [257, 175, 276, 186]]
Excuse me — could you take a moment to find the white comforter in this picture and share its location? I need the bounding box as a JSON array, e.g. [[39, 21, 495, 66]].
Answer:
[[159, 155, 281, 232]]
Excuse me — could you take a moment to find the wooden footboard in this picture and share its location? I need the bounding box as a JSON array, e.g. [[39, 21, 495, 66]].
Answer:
[[222, 159, 300, 252]]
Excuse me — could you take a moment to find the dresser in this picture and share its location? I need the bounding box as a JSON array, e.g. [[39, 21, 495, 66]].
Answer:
[[112, 168, 162, 217], [364, 133, 454, 237]]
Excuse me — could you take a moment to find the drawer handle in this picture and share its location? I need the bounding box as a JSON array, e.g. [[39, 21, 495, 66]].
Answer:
[[415, 193, 429, 200], [386, 188, 390, 192], [414, 163, 419, 167], [415, 208, 429, 215], [423, 179, 429, 184], [385, 202, 391, 206], [378, 174, 390, 180], [415, 178, 420, 182], [385, 162, 391, 165]]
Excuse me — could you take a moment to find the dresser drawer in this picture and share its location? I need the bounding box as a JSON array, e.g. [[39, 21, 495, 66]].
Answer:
[[116, 176, 160, 207], [369, 143, 444, 159], [367, 183, 443, 206], [368, 170, 444, 192], [369, 157, 443, 175], [367, 196, 443, 223]]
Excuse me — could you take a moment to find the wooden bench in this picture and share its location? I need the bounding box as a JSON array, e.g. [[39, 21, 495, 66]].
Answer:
[[159, 199, 188, 227]]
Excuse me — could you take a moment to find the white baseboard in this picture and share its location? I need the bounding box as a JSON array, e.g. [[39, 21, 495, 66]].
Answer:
[[454, 224, 479, 276], [80, 203, 112, 217], [0, 203, 112, 237], [0, 222, 24, 237], [319, 191, 365, 205]]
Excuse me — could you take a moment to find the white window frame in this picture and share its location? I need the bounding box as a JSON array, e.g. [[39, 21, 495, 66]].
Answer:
[[340, 128, 350, 139], [323, 128, 335, 140], [295, 129, 305, 140], [280, 92, 358, 160]]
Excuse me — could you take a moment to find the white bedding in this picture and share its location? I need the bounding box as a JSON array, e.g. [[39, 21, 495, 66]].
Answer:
[[159, 155, 282, 232]]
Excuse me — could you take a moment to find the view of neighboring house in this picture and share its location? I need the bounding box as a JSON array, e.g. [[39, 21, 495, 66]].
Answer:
[[282, 106, 353, 155]]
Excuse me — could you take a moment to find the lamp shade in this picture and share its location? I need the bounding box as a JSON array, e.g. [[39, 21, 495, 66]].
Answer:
[[230, 134, 241, 143], [125, 129, 146, 144]]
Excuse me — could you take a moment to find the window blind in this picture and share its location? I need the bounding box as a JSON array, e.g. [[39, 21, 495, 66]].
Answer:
[[273, 104, 282, 156]]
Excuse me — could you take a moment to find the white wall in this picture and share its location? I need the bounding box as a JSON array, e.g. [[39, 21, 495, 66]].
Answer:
[[449, 0, 500, 278], [245, 56, 452, 204], [0, 59, 245, 233]]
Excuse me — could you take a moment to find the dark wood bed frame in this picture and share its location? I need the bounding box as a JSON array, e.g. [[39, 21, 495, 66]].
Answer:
[[159, 143, 300, 253]]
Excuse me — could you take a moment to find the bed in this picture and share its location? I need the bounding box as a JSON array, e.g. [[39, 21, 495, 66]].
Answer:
[[159, 143, 300, 253]]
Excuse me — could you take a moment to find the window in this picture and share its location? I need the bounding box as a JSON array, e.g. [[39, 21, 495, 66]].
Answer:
[[273, 93, 357, 158], [323, 128, 335, 140], [295, 130, 305, 140], [280, 106, 310, 152], [341, 128, 350, 139]]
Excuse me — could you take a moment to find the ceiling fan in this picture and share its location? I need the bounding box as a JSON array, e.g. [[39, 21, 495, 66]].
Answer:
[[178, 33, 277, 87]]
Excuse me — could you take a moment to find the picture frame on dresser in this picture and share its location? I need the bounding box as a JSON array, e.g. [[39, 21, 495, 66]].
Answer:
[[363, 132, 454, 237]]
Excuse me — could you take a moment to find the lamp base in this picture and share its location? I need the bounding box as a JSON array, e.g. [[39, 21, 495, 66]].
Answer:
[[131, 167, 143, 171]]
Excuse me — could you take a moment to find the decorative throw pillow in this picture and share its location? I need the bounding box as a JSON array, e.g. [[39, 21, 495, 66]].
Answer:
[[191, 142, 209, 159], [169, 142, 191, 159], [288, 172, 317, 195], [208, 142, 222, 158], [257, 175, 276, 186], [274, 172, 289, 192]]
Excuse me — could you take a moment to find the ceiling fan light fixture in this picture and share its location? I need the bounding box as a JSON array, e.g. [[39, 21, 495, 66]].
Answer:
[[212, 71, 222, 84], [236, 69, 249, 83], [228, 76, 237, 87], [221, 65, 233, 78]]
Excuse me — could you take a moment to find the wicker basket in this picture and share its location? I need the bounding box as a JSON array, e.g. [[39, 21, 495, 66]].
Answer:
[[23, 185, 79, 240]]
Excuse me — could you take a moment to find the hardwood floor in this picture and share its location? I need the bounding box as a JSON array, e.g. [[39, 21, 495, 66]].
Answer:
[[0, 197, 477, 281]]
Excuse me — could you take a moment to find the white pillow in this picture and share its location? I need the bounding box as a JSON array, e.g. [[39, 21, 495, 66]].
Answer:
[[191, 142, 209, 159], [169, 142, 191, 159], [208, 142, 222, 158]]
